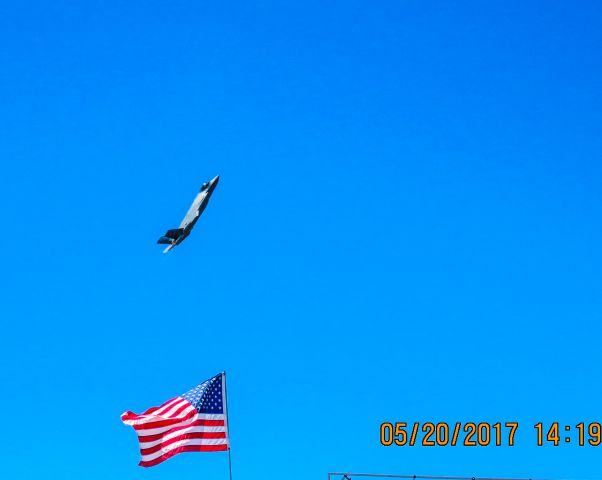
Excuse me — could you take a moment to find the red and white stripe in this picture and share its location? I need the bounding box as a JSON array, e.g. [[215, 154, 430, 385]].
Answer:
[[121, 396, 228, 467]]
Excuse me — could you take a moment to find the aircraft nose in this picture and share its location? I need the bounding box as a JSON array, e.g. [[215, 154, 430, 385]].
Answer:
[[212, 175, 220, 184]]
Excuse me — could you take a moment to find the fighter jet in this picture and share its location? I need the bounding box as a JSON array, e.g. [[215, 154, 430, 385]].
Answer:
[[157, 175, 220, 253]]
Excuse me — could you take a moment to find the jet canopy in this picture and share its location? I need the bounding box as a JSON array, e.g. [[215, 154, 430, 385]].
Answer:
[[200, 182, 210, 191]]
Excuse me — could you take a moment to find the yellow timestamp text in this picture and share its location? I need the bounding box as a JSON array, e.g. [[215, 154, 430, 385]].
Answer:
[[381, 422, 602, 447]]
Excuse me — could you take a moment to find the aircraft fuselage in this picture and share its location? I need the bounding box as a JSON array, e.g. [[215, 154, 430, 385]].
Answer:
[[158, 175, 219, 252]]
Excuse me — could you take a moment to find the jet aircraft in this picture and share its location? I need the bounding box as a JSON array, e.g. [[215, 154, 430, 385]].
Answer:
[[157, 175, 219, 253]]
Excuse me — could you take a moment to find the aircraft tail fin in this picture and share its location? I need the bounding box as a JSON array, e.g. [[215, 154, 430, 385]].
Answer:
[[157, 228, 184, 245]]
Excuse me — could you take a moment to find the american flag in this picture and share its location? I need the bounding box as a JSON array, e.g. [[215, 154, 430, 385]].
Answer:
[[121, 372, 229, 467]]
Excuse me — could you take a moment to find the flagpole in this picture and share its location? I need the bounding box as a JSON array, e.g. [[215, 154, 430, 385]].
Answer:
[[223, 371, 233, 480], [228, 447, 233, 480]]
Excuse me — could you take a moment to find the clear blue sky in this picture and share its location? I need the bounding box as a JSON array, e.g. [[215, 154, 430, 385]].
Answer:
[[1, 1, 601, 479]]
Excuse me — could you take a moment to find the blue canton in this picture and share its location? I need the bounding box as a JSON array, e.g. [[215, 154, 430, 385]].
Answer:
[[182, 373, 224, 414]]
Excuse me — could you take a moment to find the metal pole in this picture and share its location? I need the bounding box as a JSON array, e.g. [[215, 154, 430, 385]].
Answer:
[[223, 371, 233, 480], [227, 448, 233, 480]]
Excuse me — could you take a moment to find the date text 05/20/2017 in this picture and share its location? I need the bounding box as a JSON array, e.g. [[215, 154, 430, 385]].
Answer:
[[380, 422, 602, 447]]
